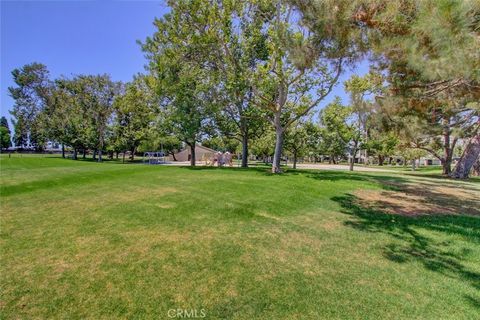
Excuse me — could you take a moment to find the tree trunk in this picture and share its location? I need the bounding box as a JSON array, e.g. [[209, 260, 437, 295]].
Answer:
[[73, 148, 78, 160], [272, 127, 284, 173], [411, 159, 416, 171], [241, 133, 248, 168], [441, 158, 452, 175], [349, 144, 358, 171], [98, 149, 103, 162], [472, 158, 480, 176], [293, 152, 298, 169], [189, 143, 196, 166], [61, 144, 65, 158], [122, 151, 126, 164], [93, 150, 97, 161], [83, 149, 86, 159], [116, 151, 119, 159], [172, 152, 177, 161], [450, 133, 480, 179], [378, 155, 384, 166]]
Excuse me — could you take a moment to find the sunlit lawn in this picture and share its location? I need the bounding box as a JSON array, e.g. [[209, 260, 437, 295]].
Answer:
[[1, 155, 479, 319]]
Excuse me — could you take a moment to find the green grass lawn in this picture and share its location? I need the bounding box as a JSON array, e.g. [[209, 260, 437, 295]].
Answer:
[[1, 155, 479, 319]]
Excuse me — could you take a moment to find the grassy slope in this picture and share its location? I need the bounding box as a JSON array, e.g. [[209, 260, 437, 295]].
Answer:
[[1, 155, 479, 319]]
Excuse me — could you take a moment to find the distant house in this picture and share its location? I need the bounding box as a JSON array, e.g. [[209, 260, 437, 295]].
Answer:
[[421, 158, 441, 166], [170, 144, 217, 162]]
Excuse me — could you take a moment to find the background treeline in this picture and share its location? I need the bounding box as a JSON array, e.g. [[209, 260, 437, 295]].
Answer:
[[4, 0, 479, 178]]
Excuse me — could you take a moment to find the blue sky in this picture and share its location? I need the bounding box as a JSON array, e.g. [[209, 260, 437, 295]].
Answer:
[[1, 0, 367, 128], [1, 0, 167, 125]]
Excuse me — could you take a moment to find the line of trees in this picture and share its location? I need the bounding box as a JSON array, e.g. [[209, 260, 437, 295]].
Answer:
[[6, 0, 479, 178]]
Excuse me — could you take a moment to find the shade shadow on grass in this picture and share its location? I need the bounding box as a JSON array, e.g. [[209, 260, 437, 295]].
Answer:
[[332, 193, 480, 296], [254, 168, 411, 188]]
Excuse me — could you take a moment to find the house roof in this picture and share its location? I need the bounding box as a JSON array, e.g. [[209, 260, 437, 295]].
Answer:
[[173, 144, 217, 156], [196, 144, 217, 153]]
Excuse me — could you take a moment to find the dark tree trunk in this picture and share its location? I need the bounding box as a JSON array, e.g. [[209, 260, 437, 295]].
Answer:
[[450, 133, 480, 179], [172, 152, 177, 161], [93, 150, 97, 161], [272, 126, 284, 173], [73, 148, 78, 160], [122, 151, 126, 163], [441, 158, 452, 175], [350, 144, 358, 171], [378, 155, 384, 166], [116, 151, 119, 159], [241, 133, 249, 168], [472, 158, 480, 176], [189, 143, 196, 166], [98, 149, 103, 162], [83, 149, 86, 159], [61, 145, 65, 158], [293, 152, 298, 169]]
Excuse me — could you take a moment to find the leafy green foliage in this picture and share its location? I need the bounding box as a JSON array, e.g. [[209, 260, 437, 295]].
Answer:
[[0, 117, 12, 149], [112, 75, 157, 158], [8, 63, 52, 150], [142, 0, 221, 164]]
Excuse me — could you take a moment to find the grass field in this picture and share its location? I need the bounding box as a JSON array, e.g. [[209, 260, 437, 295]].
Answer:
[[1, 155, 479, 319]]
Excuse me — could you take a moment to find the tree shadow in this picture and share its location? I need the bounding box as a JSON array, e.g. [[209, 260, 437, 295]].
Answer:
[[332, 193, 480, 295], [253, 168, 412, 188], [465, 295, 480, 310], [362, 178, 479, 216]]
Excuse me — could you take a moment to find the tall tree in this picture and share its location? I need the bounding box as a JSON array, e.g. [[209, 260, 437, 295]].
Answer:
[[55, 75, 119, 160], [254, 0, 361, 173], [209, 0, 270, 167], [113, 75, 156, 161], [79, 75, 118, 162], [298, 0, 479, 177], [142, 0, 219, 166], [42, 79, 78, 158], [355, 0, 480, 176], [51, 77, 94, 159], [8, 63, 53, 150]]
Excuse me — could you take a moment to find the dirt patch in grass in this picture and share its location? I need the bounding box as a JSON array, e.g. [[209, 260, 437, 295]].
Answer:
[[355, 180, 480, 216]]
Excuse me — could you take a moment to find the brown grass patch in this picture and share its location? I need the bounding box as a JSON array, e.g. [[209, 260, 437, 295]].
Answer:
[[355, 180, 480, 216], [254, 211, 283, 221]]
